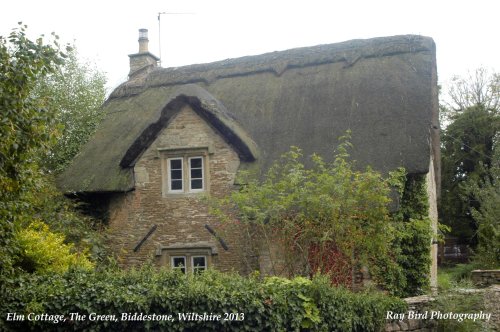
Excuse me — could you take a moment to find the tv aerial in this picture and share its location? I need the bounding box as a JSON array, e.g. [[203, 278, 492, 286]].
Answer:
[[158, 11, 195, 66]]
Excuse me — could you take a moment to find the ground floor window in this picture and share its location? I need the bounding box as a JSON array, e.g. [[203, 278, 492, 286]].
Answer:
[[168, 253, 208, 274], [156, 244, 215, 273]]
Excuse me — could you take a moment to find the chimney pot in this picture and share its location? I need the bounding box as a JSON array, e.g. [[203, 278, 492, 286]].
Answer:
[[138, 28, 149, 53]]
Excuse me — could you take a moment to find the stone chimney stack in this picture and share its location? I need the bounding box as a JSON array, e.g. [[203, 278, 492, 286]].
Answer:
[[129, 28, 159, 78]]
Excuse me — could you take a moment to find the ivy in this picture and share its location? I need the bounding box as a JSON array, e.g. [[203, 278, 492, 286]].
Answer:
[[373, 171, 433, 297]]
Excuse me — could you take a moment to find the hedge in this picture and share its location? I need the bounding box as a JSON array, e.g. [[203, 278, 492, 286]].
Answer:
[[2, 267, 406, 331]]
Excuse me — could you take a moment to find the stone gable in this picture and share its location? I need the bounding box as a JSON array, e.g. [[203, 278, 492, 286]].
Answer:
[[106, 105, 250, 272]]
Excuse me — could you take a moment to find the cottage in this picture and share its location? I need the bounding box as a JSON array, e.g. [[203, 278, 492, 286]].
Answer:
[[58, 30, 440, 287]]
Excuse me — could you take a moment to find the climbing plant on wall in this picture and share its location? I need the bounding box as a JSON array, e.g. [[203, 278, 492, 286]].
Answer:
[[211, 132, 396, 287], [211, 132, 434, 296]]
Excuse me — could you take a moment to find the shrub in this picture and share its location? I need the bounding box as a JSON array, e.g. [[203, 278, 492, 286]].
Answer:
[[14, 221, 94, 274], [210, 134, 395, 287], [3, 268, 406, 331]]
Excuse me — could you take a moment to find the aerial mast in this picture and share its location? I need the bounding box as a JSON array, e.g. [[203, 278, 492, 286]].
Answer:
[[157, 11, 195, 67]]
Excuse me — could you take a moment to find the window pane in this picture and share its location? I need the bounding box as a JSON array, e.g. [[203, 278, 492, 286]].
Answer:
[[192, 256, 207, 274], [171, 180, 183, 190], [193, 256, 206, 267], [171, 170, 183, 180], [190, 158, 202, 168], [189, 157, 204, 191], [168, 158, 183, 192], [191, 169, 202, 179], [172, 257, 186, 274], [191, 179, 203, 189], [173, 257, 185, 267], [170, 159, 182, 169]]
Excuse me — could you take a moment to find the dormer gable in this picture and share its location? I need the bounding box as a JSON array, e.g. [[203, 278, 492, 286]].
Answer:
[[120, 85, 259, 169]]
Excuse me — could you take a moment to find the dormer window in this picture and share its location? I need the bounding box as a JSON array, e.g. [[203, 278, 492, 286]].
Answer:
[[166, 156, 205, 194], [160, 147, 209, 196]]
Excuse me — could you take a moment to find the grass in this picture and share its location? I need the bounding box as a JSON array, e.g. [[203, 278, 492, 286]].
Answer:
[[435, 263, 489, 332], [438, 263, 478, 291]]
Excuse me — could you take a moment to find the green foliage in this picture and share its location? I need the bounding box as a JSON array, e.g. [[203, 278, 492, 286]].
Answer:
[[212, 134, 434, 296], [395, 172, 432, 297], [0, 24, 104, 299], [440, 104, 499, 243], [440, 68, 499, 247], [34, 47, 107, 173], [263, 276, 321, 329], [438, 263, 477, 290], [310, 275, 407, 332], [2, 268, 406, 331], [14, 221, 94, 274], [392, 218, 432, 296], [433, 278, 486, 332], [26, 177, 106, 262], [398, 174, 430, 221], [465, 150, 500, 268], [211, 132, 394, 283], [372, 172, 433, 297], [0, 23, 69, 282], [0, 24, 66, 182]]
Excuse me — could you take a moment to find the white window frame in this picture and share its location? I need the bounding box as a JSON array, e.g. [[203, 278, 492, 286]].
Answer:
[[168, 254, 208, 274], [159, 147, 211, 197], [188, 156, 205, 193], [191, 255, 207, 274], [167, 157, 184, 193], [164, 155, 206, 195]]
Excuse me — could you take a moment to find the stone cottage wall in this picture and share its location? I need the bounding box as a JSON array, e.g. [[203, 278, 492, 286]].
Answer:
[[106, 105, 252, 273], [426, 156, 439, 290]]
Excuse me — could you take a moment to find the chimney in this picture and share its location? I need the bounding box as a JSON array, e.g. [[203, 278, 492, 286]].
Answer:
[[128, 28, 160, 78]]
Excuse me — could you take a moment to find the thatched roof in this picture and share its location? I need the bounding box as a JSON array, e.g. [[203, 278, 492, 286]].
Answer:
[[57, 34, 439, 193]]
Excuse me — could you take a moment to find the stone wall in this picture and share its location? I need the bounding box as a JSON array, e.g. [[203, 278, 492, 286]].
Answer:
[[385, 286, 500, 332], [385, 296, 437, 332], [471, 270, 500, 287], [106, 105, 253, 273], [483, 285, 500, 331]]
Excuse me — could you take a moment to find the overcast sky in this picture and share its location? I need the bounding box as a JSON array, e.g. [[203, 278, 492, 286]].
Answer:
[[1, 0, 499, 95]]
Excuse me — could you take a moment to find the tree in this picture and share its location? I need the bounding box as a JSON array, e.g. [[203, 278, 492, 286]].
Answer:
[[1, 24, 67, 276], [34, 47, 107, 173], [444, 67, 500, 116], [0, 25, 96, 282], [210, 133, 432, 296], [439, 68, 500, 245], [465, 145, 500, 268]]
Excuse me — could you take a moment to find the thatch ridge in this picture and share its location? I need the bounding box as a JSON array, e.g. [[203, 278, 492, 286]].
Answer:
[[111, 35, 434, 99]]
